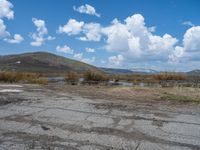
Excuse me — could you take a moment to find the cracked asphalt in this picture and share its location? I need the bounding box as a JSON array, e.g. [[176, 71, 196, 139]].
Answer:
[[0, 84, 200, 150]]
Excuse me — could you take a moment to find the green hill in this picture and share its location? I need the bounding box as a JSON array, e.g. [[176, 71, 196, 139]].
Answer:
[[0, 52, 99, 74]]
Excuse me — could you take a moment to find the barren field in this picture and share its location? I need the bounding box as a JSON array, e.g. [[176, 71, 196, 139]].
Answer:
[[0, 84, 200, 150]]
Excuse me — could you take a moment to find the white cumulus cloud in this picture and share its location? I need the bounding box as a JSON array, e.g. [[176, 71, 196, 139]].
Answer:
[[169, 26, 200, 62], [183, 26, 200, 52], [30, 18, 55, 46], [108, 55, 124, 67], [58, 13, 200, 68], [73, 52, 95, 64], [73, 4, 100, 17], [169, 46, 184, 63], [58, 19, 101, 42], [4, 34, 24, 44], [58, 14, 179, 64], [85, 47, 95, 53], [182, 21, 194, 27], [102, 19, 131, 52], [0, 0, 14, 20], [0, 19, 9, 38], [102, 14, 178, 63], [56, 45, 74, 54], [0, 0, 24, 43], [169, 26, 200, 63], [148, 34, 178, 51], [73, 53, 83, 60], [81, 56, 95, 64], [58, 19, 84, 35], [79, 23, 102, 41]]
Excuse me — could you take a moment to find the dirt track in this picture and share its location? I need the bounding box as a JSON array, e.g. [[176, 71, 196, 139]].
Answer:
[[0, 84, 200, 150]]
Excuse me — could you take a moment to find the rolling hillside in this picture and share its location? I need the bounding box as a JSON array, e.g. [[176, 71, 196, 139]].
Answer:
[[0, 52, 99, 73]]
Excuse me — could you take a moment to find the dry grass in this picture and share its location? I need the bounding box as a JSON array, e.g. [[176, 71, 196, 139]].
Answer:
[[65, 71, 79, 82], [84, 70, 108, 82], [160, 94, 200, 103], [109, 72, 187, 82], [153, 72, 186, 81], [0, 72, 48, 84], [108, 86, 200, 103], [47, 83, 200, 104], [108, 73, 187, 85], [159, 87, 200, 103]]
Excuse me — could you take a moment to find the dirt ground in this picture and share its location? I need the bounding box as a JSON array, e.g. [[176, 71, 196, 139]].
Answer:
[[49, 84, 200, 100], [0, 83, 200, 150]]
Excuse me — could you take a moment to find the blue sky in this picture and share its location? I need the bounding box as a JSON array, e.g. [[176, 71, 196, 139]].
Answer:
[[0, 0, 200, 71]]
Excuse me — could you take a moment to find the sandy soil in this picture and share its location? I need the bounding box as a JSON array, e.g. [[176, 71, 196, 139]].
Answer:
[[0, 83, 200, 150]]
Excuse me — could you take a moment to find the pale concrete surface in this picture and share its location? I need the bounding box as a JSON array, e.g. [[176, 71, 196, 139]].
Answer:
[[0, 84, 200, 150]]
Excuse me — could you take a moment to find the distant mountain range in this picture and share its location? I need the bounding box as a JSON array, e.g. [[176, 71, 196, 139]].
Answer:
[[101, 67, 200, 75], [100, 67, 159, 75], [186, 69, 200, 76], [100, 68, 134, 74], [130, 68, 159, 74], [0, 52, 199, 75], [0, 52, 99, 73]]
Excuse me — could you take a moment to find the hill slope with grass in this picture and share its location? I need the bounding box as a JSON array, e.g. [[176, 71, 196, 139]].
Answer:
[[0, 52, 99, 73]]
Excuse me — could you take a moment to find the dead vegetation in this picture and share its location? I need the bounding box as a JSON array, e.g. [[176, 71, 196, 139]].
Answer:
[[65, 71, 79, 82], [153, 72, 187, 81], [83, 70, 109, 82], [107, 72, 187, 84], [0, 72, 48, 84], [48, 84, 200, 104], [160, 87, 200, 103], [160, 94, 200, 103]]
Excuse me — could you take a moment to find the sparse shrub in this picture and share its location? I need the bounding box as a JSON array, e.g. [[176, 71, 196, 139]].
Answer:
[[65, 71, 79, 84], [84, 70, 108, 82]]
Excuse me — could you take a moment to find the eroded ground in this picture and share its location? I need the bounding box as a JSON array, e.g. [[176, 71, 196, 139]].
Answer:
[[0, 84, 200, 150]]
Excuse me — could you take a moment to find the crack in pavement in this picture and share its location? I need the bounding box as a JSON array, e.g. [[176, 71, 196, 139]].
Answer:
[[1, 116, 200, 150], [12, 104, 200, 126], [1, 130, 119, 150]]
